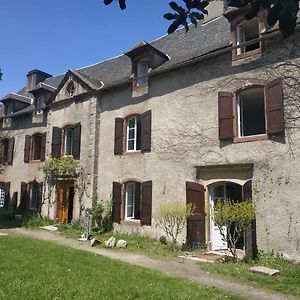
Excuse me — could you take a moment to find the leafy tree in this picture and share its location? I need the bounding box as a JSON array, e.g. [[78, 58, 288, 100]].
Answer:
[[103, 0, 299, 37], [155, 200, 194, 249], [212, 199, 256, 260]]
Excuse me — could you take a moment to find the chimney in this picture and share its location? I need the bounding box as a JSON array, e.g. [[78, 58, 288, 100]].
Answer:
[[26, 69, 52, 91], [204, 0, 226, 23]]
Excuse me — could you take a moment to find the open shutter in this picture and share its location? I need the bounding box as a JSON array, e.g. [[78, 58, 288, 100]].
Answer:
[[114, 118, 124, 155], [7, 137, 14, 165], [40, 133, 46, 161], [265, 78, 284, 134], [4, 182, 10, 208], [112, 182, 122, 224], [141, 110, 151, 153], [141, 181, 152, 226], [73, 123, 81, 160], [20, 182, 28, 211], [24, 135, 31, 163], [243, 180, 257, 259], [51, 127, 62, 158], [218, 91, 234, 140], [186, 181, 205, 247]]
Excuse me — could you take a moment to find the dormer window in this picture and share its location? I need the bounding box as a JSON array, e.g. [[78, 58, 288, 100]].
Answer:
[[6, 102, 14, 116], [66, 81, 75, 97], [136, 61, 149, 87], [36, 96, 44, 114]]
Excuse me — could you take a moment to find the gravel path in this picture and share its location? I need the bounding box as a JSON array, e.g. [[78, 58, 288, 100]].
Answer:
[[2, 228, 297, 300]]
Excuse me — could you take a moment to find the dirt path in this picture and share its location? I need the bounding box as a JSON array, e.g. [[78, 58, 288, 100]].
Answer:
[[2, 228, 296, 300]]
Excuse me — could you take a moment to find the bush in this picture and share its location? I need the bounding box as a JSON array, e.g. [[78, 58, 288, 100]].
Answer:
[[159, 236, 168, 245]]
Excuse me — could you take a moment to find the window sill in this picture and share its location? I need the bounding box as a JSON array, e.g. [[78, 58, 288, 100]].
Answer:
[[233, 134, 268, 143], [28, 159, 43, 163], [121, 219, 141, 226], [232, 47, 261, 62], [123, 150, 142, 156]]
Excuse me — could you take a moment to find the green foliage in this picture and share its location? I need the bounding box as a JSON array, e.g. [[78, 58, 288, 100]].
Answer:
[[156, 200, 194, 248], [57, 221, 83, 238], [21, 214, 53, 228], [212, 199, 256, 259], [41, 156, 81, 178], [159, 235, 168, 245]]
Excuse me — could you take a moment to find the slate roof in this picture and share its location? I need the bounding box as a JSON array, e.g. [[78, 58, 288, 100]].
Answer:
[[1, 16, 231, 107]]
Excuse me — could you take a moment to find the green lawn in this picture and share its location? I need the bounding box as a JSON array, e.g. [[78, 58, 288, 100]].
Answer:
[[199, 254, 300, 297], [0, 236, 241, 300]]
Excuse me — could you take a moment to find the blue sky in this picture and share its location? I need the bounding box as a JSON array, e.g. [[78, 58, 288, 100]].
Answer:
[[0, 0, 171, 95]]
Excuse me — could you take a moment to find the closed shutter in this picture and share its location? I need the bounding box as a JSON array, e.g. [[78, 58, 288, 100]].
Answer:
[[265, 78, 284, 134], [186, 181, 205, 247], [4, 182, 10, 208], [141, 181, 152, 226], [73, 123, 81, 160], [20, 182, 28, 211], [41, 133, 46, 161], [114, 118, 124, 155], [24, 135, 32, 163], [218, 91, 234, 140], [7, 137, 14, 165], [243, 180, 252, 200], [141, 110, 151, 152], [38, 182, 43, 211], [51, 127, 62, 158], [112, 182, 122, 224]]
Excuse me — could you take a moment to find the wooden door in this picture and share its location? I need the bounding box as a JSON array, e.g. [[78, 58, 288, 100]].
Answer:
[[57, 183, 73, 223], [186, 182, 206, 248]]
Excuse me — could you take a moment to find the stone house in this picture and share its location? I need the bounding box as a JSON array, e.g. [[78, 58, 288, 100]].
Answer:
[[1, 1, 300, 261]]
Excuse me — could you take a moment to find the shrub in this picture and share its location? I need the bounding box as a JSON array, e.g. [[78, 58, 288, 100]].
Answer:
[[22, 215, 53, 228], [159, 236, 168, 245]]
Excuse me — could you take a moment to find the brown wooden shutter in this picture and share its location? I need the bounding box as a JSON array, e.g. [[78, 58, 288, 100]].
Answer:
[[24, 135, 32, 163], [73, 123, 81, 160], [20, 182, 28, 211], [7, 137, 14, 165], [141, 181, 152, 226], [218, 91, 234, 140], [243, 180, 252, 200], [51, 127, 62, 158], [141, 110, 151, 153], [112, 182, 122, 224], [186, 181, 205, 247], [40, 133, 46, 161], [265, 78, 284, 134], [4, 182, 10, 208], [114, 118, 124, 155]]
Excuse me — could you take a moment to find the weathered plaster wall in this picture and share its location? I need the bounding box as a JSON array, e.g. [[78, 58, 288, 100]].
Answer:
[[97, 32, 300, 260]]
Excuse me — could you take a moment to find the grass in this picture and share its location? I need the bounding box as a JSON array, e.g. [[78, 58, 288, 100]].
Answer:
[[0, 235, 241, 300], [199, 253, 300, 297]]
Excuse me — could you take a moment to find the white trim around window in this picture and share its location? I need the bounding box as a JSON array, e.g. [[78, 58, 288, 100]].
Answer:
[[127, 117, 137, 152], [0, 188, 5, 208]]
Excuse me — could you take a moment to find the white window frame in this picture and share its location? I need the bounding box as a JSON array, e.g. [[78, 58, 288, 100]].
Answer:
[[136, 61, 148, 86], [0, 188, 5, 208], [64, 127, 74, 156], [29, 184, 38, 210], [126, 117, 137, 152], [236, 25, 246, 55], [125, 182, 136, 220]]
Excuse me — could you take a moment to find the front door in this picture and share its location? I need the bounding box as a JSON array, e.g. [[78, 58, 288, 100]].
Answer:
[[57, 182, 74, 223]]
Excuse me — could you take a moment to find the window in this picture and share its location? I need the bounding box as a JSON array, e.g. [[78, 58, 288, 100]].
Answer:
[[218, 78, 284, 142], [114, 111, 151, 155], [237, 87, 265, 137], [112, 181, 152, 225], [24, 133, 46, 163], [66, 81, 76, 97], [36, 96, 44, 114], [64, 127, 74, 155], [51, 123, 81, 159], [126, 116, 141, 152], [0, 138, 14, 165], [0, 188, 5, 208], [136, 61, 148, 87], [236, 18, 260, 56], [29, 182, 38, 210]]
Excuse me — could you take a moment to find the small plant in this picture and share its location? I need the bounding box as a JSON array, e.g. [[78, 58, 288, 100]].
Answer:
[[212, 199, 256, 260], [159, 236, 168, 245], [156, 200, 194, 249], [21, 214, 53, 228]]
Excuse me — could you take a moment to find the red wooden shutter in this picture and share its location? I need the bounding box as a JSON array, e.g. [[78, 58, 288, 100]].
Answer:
[[40, 133, 46, 161], [218, 91, 234, 140], [51, 127, 62, 158], [141, 110, 151, 153], [114, 118, 124, 155], [24, 135, 32, 163], [4, 182, 10, 208], [112, 182, 122, 224], [141, 181, 152, 226], [73, 123, 81, 160], [20, 182, 28, 211], [7, 137, 14, 165], [265, 78, 284, 134], [186, 181, 205, 247]]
